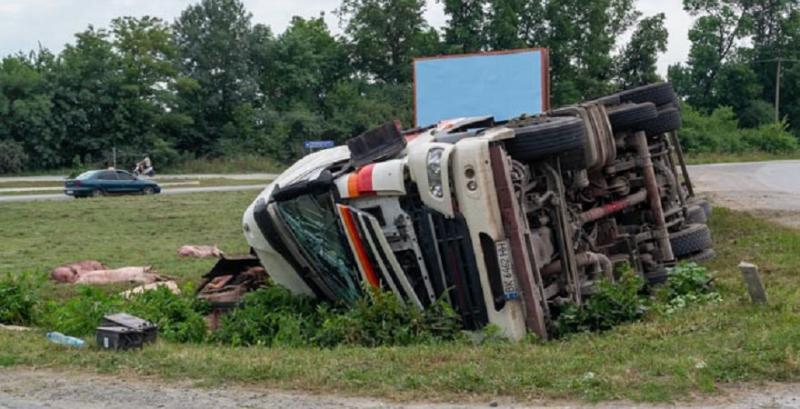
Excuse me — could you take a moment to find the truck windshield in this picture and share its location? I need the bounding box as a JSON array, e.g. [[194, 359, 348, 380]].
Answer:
[[275, 191, 361, 303]]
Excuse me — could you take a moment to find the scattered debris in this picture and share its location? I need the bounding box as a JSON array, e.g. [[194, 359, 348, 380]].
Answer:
[[46, 331, 85, 347], [178, 245, 223, 258], [120, 281, 180, 299], [195, 255, 266, 330], [0, 324, 31, 332]]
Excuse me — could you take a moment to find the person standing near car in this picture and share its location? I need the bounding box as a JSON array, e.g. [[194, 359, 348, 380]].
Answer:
[[137, 154, 154, 177]]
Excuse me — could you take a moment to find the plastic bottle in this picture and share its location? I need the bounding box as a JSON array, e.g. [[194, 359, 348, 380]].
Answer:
[[46, 332, 86, 348]]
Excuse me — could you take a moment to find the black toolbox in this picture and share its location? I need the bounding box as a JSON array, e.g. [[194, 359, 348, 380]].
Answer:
[[101, 313, 158, 343], [96, 326, 146, 350]]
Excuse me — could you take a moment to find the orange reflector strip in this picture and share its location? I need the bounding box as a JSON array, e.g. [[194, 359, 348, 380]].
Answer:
[[338, 205, 379, 288], [347, 173, 359, 198]]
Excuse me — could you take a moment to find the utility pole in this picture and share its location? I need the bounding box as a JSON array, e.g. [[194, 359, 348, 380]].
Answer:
[[754, 57, 800, 123], [775, 58, 781, 123]]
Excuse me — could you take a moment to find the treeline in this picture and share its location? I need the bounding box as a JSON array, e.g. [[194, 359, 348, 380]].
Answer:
[[669, 0, 800, 151], [0, 0, 670, 173], [0, 0, 796, 174]]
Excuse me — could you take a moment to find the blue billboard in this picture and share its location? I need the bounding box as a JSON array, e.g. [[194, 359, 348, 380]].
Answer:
[[413, 49, 550, 126]]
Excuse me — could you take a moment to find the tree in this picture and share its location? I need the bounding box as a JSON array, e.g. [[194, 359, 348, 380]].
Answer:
[[441, 0, 487, 53], [486, 0, 527, 50], [173, 0, 258, 154], [669, 0, 753, 110], [337, 0, 432, 84], [522, 0, 640, 104], [615, 13, 668, 88]]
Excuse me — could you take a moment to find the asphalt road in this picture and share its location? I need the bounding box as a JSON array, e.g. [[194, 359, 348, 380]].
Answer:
[[0, 173, 279, 183], [0, 184, 265, 203], [688, 160, 800, 227]]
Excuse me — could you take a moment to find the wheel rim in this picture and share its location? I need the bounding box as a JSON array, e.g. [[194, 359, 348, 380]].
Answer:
[[143, 187, 154, 195]]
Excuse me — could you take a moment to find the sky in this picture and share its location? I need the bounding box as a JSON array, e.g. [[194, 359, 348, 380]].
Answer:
[[0, 0, 692, 76]]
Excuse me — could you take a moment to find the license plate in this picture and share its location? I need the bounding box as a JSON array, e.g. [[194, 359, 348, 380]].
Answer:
[[495, 239, 519, 300], [66, 190, 73, 194]]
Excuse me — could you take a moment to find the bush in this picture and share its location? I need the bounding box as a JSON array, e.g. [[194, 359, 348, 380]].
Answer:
[[37, 286, 123, 336], [679, 104, 798, 155], [742, 121, 798, 153], [214, 286, 462, 348], [555, 270, 647, 335], [655, 262, 721, 314], [679, 105, 746, 153], [0, 273, 40, 325], [212, 285, 320, 347], [0, 139, 29, 174], [315, 289, 462, 347], [126, 286, 207, 343]]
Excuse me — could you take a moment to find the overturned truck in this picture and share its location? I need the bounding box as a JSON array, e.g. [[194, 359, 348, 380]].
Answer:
[[242, 82, 713, 340]]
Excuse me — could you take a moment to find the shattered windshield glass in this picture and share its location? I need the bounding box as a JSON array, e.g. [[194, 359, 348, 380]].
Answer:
[[275, 192, 361, 303]]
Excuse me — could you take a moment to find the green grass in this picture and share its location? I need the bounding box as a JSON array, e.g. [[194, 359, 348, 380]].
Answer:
[[0, 191, 254, 281], [685, 151, 800, 165], [2, 194, 800, 403], [161, 155, 285, 174]]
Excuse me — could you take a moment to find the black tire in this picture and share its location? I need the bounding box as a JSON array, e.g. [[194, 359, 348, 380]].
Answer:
[[607, 103, 658, 131], [694, 199, 712, 218], [594, 94, 621, 107], [686, 248, 716, 263], [640, 107, 682, 137], [686, 205, 707, 224], [618, 83, 678, 107], [670, 223, 713, 257], [142, 186, 155, 195], [91, 189, 104, 198], [504, 116, 588, 169]]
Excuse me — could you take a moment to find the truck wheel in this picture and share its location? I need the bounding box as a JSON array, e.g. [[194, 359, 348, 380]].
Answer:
[[694, 198, 712, 218], [607, 103, 658, 131], [670, 223, 713, 257], [504, 116, 588, 170], [618, 82, 678, 108], [594, 94, 621, 107], [641, 107, 682, 136], [686, 248, 716, 263], [686, 204, 707, 224]]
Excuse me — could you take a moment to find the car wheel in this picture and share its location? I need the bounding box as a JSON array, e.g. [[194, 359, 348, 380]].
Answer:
[[504, 116, 588, 170], [142, 187, 155, 195], [91, 189, 104, 198], [670, 223, 713, 258], [618, 82, 679, 108], [607, 102, 658, 132]]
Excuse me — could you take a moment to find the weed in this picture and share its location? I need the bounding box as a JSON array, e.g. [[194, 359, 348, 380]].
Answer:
[[37, 286, 123, 336], [555, 270, 647, 335], [0, 273, 40, 325], [126, 285, 207, 343]]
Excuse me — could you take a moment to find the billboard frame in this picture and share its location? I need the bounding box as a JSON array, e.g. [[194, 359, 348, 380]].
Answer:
[[412, 48, 551, 127]]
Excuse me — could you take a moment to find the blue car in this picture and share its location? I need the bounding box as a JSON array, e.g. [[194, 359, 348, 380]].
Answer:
[[64, 170, 161, 198]]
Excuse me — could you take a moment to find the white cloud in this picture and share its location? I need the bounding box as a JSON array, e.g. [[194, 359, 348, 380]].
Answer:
[[0, 0, 690, 76]]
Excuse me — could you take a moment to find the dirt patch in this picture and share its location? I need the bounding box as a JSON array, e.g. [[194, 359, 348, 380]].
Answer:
[[1, 369, 799, 409]]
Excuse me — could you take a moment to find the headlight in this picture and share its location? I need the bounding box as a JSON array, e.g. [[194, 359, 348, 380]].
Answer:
[[427, 148, 445, 198]]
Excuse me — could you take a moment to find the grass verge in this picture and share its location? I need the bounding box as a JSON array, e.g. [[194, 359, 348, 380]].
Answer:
[[685, 151, 800, 165], [1, 193, 800, 403]]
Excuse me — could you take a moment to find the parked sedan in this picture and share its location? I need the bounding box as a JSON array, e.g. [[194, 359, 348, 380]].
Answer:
[[64, 170, 161, 198]]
